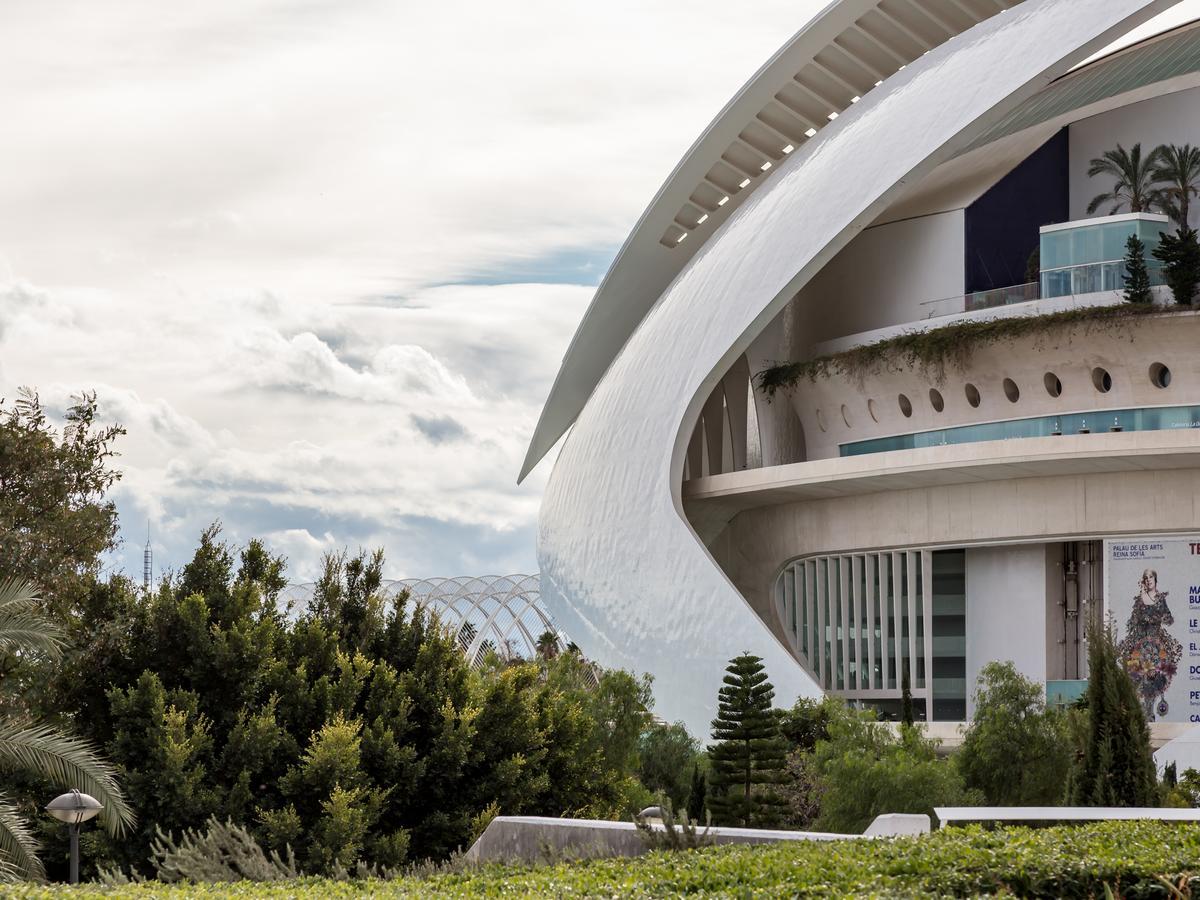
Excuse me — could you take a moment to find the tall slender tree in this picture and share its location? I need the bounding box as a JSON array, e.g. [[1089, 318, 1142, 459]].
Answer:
[[1123, 233, 1153, 304], [1153, 227, 1200, 305], [1069, 617, 1157, 807], [707, 653, 787, 827], [685, 763, 707, 823], [1086, 143, 1166, 215], [1153, 143, 1200, 229]]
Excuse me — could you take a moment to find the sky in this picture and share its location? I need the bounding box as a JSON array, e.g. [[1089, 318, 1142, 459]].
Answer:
[[2, 1, 1198, 584]]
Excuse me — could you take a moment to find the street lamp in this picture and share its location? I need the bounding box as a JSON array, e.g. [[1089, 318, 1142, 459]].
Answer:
[[45, 790, 102, 884]]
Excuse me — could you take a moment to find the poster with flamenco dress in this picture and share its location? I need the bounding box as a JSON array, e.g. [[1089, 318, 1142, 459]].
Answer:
[[1106, 539, 1196, 723]]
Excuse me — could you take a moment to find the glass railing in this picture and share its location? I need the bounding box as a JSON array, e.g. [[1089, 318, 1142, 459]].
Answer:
[[920, 282, 1039, 319], [840, 405, 1200, 458], [1041, 260, 1165, 299]]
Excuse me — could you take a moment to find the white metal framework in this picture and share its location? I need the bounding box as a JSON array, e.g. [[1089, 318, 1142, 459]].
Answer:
[[282, 574, 561, 667]]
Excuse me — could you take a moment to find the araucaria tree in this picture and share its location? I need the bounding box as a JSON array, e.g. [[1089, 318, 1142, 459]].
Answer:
[[1069, 618, 1157, 807], [1153, 143, 1200, 229], [1153, 227, 1200, 305], [707, 653, 787, 827], [1123, 234, 1153, 304], [1087, 143, 1165, 215]]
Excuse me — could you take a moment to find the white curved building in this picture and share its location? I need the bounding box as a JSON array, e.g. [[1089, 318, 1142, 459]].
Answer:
[[527, 0, 1200, 736]]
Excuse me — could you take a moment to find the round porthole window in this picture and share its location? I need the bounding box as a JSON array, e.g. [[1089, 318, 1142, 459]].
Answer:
[[898, 393, 912, 418], [1043, 372, 1062, 398], [1092, 367, 1112, 393], [867, 398, 880, 423], [841, 404, 852, 428], [929, 388, 944, 413], [964, 383, 980, 408], [1003, 378, 1020, 403], [1150, 362, 1171, 389]]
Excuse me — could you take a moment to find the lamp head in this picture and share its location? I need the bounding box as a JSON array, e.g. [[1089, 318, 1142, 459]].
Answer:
[[45, 790, 102, 825]]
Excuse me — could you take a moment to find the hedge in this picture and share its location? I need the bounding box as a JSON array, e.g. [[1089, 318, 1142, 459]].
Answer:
[[8, 820, 1200, 898]]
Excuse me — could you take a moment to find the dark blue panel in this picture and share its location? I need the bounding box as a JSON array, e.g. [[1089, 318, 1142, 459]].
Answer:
[[964, 129, 1069, 294]]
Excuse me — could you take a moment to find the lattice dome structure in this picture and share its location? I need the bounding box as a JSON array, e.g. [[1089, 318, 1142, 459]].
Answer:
[[280, 574, 562, 667]]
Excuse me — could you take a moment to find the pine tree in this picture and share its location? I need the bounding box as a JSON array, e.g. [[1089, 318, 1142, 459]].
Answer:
[[1069, 617, 1157, 806], [901, 664, 915, 727], [707, 653, 788, 827], [1153, 227, 1200, 305], [685, 763, 707, 823], [1123, 233, 1153, 304]]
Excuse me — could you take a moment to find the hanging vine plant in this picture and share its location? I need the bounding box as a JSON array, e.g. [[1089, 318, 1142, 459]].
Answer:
[[755, 302, 1169, 397]]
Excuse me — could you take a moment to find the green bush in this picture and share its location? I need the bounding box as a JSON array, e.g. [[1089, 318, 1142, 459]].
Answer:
[[812, 706, 980, 833], [8, 821, 1200, 897]]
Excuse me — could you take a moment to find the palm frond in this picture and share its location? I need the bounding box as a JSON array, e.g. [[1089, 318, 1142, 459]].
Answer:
[[0, 580, 63, 660], [0, 721, 135, 836], [0, 794, 44, 882]]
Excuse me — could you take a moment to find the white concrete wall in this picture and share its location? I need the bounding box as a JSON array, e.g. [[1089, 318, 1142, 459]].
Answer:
[[794, 210, 966, 347], [1069, 86, 1200, 227], [964, 545, 1049, 718]]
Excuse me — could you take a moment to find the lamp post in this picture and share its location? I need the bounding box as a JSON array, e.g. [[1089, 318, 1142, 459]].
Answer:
[[45, 790, 102, 884]]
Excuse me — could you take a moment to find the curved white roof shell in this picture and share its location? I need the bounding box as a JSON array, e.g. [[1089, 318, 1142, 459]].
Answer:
[[522, 0, 1197, 481], [534, 0, 1177, 736]]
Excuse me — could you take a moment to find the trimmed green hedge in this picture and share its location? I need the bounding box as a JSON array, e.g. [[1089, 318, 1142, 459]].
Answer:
[[9, 821, 1200, 898]]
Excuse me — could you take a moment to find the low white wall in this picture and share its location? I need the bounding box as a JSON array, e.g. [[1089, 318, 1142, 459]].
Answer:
[[964, 545, 1049, 718]]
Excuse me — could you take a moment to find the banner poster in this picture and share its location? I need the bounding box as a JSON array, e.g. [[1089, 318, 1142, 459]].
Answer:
[[1105, 537, 1200, 723]]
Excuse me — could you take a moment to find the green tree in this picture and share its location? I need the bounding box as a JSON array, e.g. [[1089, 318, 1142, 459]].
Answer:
[[534, 630, 559, 661], [1123, 233, 1154, 304], [1153, 227, 1200, 305], [685, 763, 707, 822], [707, 653, 788, 827], [0, 580, 134, 880], [1069, 618, 1157, 807], [1152, 142, 1200, 229], [1086, 143, 1166, 215], [0, 391, 124, 620], [638, 721, 700, 812], [813, 704, 977, 834], [957, 661, 1072, 805], [778, 696, 837, 753]]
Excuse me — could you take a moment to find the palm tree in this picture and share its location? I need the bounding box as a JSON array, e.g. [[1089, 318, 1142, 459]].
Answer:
[[535, 630, 560, 661], [1086, 143, 1166, 215], [0, 579, 134, 881], [1153, 143, 1200, 229]]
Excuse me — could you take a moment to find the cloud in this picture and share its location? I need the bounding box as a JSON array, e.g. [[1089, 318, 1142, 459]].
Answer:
[[411, 414, 468, 445], [2, 0, 1195, 584]]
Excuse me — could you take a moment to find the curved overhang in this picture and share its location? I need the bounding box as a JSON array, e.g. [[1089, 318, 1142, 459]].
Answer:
[[520, 0, 1026, 482], [522, 3, 1200, 482], [535, 0, 1178, 736]]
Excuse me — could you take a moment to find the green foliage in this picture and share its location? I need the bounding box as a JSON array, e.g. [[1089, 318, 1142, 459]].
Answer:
[[1070, 618, 1157, 807], [0, 391, 124, 620], [14, 821, 1200, 897], [1153, 143, 1200, 229], [46, 530, 659, 877], [637, 721, 700, 813], [812, 705, 978, 834], [1087, 142, 1166, 215], [957, 661, 1073, 805], [685, 763, 706, 823], [144, 818, 300, 883], [1153, 226, 1200, 305], [632, 800, 711, 852], [776, 696, 837, 753], [1124, 233, 1154, 304], [706, 654, 787, 828], [755, 303, 1162, 395]]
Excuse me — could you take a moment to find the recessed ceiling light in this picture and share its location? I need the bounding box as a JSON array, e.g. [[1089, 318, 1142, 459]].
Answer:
[[739, 178, 752, 188], [760, 161, 772, 171], [804, 127, 818, 137], [717, 196, 729, 206], [782, 144, 794, 153], [697, 213, 709, 224]]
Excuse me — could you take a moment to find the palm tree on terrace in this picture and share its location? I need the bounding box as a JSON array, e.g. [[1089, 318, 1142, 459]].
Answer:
[[1153, 143, 1200, 229], [1087, 143, 1166, 215], [0, 579, 134, 881]]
